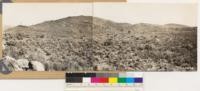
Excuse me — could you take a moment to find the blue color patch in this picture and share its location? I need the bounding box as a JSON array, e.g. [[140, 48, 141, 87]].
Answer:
[[134, 78, 143, 83], [126, 78, 135, 83]]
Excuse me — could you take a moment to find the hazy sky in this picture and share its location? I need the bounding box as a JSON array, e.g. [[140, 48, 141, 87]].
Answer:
[[3, 3, 93, 26], [94, 3, 197, 26], [3, 3, 197, 27]]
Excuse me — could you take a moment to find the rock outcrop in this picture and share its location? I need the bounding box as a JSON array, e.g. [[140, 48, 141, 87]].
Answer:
[[1, 56, 45, 71]]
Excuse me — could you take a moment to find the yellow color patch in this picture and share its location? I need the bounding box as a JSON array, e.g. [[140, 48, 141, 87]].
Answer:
[[109, 77, 118, 83]]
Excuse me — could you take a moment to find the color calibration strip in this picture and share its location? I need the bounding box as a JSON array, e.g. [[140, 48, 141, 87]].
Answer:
[[65, 72, 143, 87]]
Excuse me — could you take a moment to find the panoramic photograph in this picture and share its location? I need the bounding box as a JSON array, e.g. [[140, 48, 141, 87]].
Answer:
[[2, 3, 197, 71]]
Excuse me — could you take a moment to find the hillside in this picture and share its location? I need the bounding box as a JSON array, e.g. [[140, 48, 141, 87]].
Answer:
[[3, 16, 197, 71]]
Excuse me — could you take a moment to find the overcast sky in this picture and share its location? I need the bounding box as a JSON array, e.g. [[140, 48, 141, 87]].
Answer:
[[3, 2, 197, 27]]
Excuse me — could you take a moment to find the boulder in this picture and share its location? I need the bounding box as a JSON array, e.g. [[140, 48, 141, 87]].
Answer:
[[94, 63, 112, 71], [31, 61, 45, 71], [2, 56, 23, 71], [16, 59, 29, 69]]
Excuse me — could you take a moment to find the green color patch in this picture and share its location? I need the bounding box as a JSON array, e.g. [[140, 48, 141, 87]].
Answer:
[[118, 78, 126, 83]]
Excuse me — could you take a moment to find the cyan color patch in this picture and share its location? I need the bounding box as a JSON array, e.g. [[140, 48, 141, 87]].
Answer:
[[126, 78, 135, 83]]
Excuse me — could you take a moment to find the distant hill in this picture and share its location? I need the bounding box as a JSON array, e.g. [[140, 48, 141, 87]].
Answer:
[[164, 23, 190, 28]]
